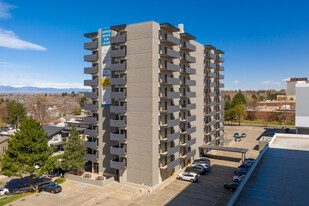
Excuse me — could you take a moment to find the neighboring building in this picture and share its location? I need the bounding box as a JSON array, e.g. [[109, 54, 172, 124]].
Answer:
[[228, 133, 309, 205], [83, 21, 224, 187], [0, 135, 9, 157], [286, 77, 309, 96], [295, 82, 309, 134]]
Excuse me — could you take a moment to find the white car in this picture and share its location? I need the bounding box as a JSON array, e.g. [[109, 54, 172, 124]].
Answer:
[[0, 188, 9, 196], [177, 172, 198, 182], [192, 163, 210, 171], [233, 174, 245, 183]]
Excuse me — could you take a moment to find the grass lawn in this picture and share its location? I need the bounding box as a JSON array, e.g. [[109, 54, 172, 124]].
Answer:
[[0, 192, 34, 206]]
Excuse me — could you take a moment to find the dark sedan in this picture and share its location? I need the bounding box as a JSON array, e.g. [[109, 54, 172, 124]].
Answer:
[[41, 183, 62, 194], [224, 182, 239, 191]]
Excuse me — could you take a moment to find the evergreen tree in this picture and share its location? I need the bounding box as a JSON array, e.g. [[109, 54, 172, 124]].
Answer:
[[6, 101, 26, 128], [231, 92, 246, 107], [0, 118, 54, 189], [62, 124, 87, 175]]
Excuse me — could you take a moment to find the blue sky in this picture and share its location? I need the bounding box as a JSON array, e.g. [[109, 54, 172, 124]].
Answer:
[[0, 0, 308, 90]]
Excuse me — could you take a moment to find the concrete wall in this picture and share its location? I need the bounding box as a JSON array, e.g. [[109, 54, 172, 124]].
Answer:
[[126, 21, 160, 186]]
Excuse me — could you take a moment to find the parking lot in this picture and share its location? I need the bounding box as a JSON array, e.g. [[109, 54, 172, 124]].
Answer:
[[11, 125, 268, 206]]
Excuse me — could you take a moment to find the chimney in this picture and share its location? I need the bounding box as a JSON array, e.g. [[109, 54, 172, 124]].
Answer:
[[178, 24, 184, 33]]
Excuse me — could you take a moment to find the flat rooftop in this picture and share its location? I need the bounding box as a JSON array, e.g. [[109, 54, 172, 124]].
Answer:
[[233, 134, 309, 205]]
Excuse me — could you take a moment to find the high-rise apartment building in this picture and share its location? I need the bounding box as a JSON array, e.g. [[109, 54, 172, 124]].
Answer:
[[83, 21, 224, 187]]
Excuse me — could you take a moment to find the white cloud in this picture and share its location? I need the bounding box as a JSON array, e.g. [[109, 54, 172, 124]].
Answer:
[[261, 81, 281, 85], [232, 80, 239, 84], [0, 28, 47, 51], [0, 0, 16, 19], [282, 78, 290, 82]]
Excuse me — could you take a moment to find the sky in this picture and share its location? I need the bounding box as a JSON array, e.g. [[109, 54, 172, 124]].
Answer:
[[0, 0, 308, 90]]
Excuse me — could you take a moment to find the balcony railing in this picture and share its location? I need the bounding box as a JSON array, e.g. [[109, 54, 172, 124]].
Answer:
[[161, 33, 180, 45], [187, 127, 196, 134], [84, 92, 98, 99], [84, 117, 97, 124], [84, 39, 98, 50], [84, 66, 98, 74], [110, 119, 126, 128], [84, 140, 98, 149], [84, 104, 98, 112], [84, 128, 98, 137], [110, 133, 126, 142], [167, 105, 180, 113], [110, 63, 126, 72], [84, 78, 98, 87], [161, 145, 180, 157], [111, 47, 126, 58], [160, 48, 180, 59], [110, 145, 126, 156], [110, 106, 126, 114], [86, 153, 98, 162], [84, 54, 98, 62], [161, 158, 180, 171], [187, 138, 196, 147], [110, 33, 126, 44], [110, 92, 126, 99], [110, 77, 126, 86], [110, 159, 126, 170]]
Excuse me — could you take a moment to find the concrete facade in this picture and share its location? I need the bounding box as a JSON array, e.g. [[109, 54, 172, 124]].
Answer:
[[286, 77, 309, 96], [296, 82, 309, 134], [83, 21, 225, 187]]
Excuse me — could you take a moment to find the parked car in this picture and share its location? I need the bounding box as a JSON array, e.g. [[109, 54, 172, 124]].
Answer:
[[177, 172, 198, 182], [193, 158, 211, 165], [233, 133, 239, 137], [244, 158, 255, 162], [192, 163, 210, 172], [238, 164, 252, 169], [233, 174, 246, 183], [234, 168, 249, 175], [235, 136, 241, 142], [185, 166, 206, 175], [243, 159, 255, 165], [41, 183, 62, 194], [0, 188, 9, 196], [224, 182, 239, 191], [241, 133, 246, 138]]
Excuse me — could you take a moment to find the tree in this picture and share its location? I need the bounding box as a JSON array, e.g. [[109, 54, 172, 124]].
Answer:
[[31, 96, 48, 123], [0, 118, 54, 189], [251, 94, 257, 100], [61, 124, 87, 175], [79, 96, 87, 108], [233, 104, 247, 126], [6, 101, 26, 128], [225, 108, 235, 124], [231, 92, 246, 107], [259, 96, 265, 101]]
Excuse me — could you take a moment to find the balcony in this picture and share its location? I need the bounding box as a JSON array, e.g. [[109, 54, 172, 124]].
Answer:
[[161, 158, 180, 171], [87, 153, 98, 162], [84, 40, 98, 50], [185, 150, 196, 160], [84, 117, 97, 124], [167, 105, 180, 113], [84, 128, 98, 137], [206, 62, 216, 69], [110, 77, 126, 86], [219, 83, 224, 88], [181, 42, 196, 51], [110, 159, 126, 170], [110, 33, 126, 44], [110, 133, 126, 142], [219, 109, 224, 114], [185, 67, 196, 74], [84, 54, 98, 62], [84, 78, 98, 87], [84, 104, 97, 112], [187, 92, 196, 98], [186, 79, 196, 86], [187, 138, 196, 147], [110, 119, 126, 128], [210, 82, 216, 87], [161, 33, 180, 45], [210, 101, 216, 107], [110, 63, 126, 72], [182, 54, 196, 63], [218, 66, 224, 71], [84, 140, 98, 149], [210, 92, 216, 97], [220, 126, 224, 131], [110, 106, 126, 114], [216, 56, 224, 62], [210, 130, 216, 136], [167, 92, 180, 99], [219, 75, 224, 79], [111, 47, 126, 58], [162, 62, 180, 72], [219, 92, 224, 97], [161, 145, 180, 157], [210, 120, 216, 126], [167, 119, 180, 128], [110, 92, 126, 100], [84, 92, 97, 99], [210, 111, 216, 116], [110, 145, 126, 156], [187, 104, 196, 110], [220, 100, 225, 106], [187, 127, 196, 134], [205, 52, 216, 59], [187, 115, 196, 123], [162, 132, 180, 142], [161, 48, 180, 59], [219, 118, 224, 123], [161, 77, 180, 85], [84, 66, 98, 74], [209, 72, 216, 78]]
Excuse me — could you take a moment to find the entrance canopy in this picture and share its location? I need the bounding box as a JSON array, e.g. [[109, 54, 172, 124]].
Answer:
[[199, 145, 248, 154]]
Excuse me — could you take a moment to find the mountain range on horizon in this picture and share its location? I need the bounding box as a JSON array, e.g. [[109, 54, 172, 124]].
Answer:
[[0, 85, 90, 94]]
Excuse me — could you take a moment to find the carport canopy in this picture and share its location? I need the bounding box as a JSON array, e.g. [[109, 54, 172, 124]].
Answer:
[[199, 145, 249, 160]]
